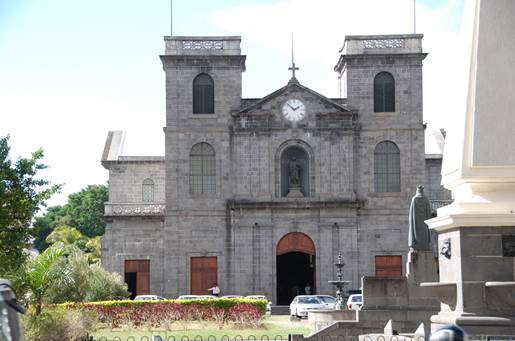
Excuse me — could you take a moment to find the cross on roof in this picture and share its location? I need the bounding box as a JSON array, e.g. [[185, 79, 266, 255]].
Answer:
[[289, 34, 299, 81], [289, 63, 299, 80]]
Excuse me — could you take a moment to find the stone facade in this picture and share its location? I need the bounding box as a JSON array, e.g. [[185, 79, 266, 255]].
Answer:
[[101, 34, 451, 303]]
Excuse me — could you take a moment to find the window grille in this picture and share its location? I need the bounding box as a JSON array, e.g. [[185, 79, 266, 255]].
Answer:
[[190, 143, 216, 194], [142, 178, 154, 202], [374, 141, 400, 192]]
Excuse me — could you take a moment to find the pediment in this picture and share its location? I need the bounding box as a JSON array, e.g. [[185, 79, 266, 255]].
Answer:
[[236, 79, 351, 117]]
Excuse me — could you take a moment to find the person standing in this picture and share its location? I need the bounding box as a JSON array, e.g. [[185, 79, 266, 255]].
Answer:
[[304, 284, 312, 295], [207, 283, 220, 297]]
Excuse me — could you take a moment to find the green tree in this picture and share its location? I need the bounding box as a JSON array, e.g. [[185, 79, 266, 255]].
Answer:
[[45, 248, 128, 303], [65, 185, 107, 238], [45, 224, 101, 264], [32, 205, 66, 252], [0, 135, 59, 275], [32, 184, 107, 252], [19, 246, 67, 315]]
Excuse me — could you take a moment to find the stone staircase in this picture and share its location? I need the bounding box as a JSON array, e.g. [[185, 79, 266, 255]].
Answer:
[[271, 305, 290, 315]]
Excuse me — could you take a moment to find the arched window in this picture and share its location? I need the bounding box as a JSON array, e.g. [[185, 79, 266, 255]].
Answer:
[[193, 74, 214, 114], [142, 178, 154, 202], [374, 141, 400, 192], [374, 72, 395, 112], [190, 143, 216, 194]]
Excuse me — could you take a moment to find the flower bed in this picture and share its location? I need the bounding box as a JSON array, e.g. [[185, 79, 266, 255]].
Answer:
[[60, 298, 266, 329]]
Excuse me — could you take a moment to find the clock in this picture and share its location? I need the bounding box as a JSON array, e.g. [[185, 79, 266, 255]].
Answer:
[[282, 99, 306, 122]]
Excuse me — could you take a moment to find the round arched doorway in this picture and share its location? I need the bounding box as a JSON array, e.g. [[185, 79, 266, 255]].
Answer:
[[276, 232, 316, 305]]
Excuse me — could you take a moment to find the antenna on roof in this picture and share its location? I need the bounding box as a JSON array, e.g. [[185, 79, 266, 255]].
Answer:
[[288, 33, 299, 82], [171, 0, 174, 36]]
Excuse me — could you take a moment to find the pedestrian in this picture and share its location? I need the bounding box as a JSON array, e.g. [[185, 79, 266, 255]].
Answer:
[[304, 284, 312, 295], [207, 283, 220, 297]]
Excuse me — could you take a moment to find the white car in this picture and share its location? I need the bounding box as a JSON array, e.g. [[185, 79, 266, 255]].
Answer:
[[289, 295, 326, 318], [315, 295, 337, 309], [246, 295, 272, 313], [134, 295, 165, 300], [177, 295, 200, 300], [346, 294, 363, 310]]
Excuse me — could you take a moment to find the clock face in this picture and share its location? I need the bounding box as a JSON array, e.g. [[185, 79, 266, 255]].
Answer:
[[282, 99, 306, 122]]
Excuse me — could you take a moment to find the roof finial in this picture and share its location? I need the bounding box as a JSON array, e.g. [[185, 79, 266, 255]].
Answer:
[[288, 33, 299, 82]]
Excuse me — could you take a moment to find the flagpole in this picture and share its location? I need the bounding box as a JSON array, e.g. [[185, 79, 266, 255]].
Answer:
[[171, 0, 173, 36], [413, 0, 416, 34]]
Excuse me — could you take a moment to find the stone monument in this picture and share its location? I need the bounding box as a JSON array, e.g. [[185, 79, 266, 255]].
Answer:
[[423, 0, 515, 335]]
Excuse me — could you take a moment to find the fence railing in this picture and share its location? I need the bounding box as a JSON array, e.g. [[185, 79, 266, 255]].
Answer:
[[92, 334, 515, 341]]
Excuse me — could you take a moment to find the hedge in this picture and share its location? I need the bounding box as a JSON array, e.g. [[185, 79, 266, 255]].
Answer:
[[58, 298, 267, 328]]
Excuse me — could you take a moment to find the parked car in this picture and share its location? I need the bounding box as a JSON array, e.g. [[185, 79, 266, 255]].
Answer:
[[246, 295, 272, 313], [134, 294, 165, 300], [221, 295, 244, 298], [177, 295, 200, 300], [289, 295, 326, 318], [198, 295, 217, 299], [315, 295, 337, 309], [346, 294, 363, 310]]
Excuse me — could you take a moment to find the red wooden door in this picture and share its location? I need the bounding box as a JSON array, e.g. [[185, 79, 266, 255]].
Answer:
[[375, 256, 402, 277], [125, 260, 150, 296], [191, 257, 217, 295]]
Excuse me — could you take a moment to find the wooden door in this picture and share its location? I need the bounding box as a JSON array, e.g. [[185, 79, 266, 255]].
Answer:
[[375, 255, 402, 277], [125, 260, 150, 296], [191, 257, 217, 295]]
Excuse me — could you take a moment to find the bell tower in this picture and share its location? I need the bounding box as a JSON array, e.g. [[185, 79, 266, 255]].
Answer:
[[159, 37, 246, 296]]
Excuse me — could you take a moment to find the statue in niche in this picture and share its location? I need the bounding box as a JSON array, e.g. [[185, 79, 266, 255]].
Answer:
[[288, 158, 301, 187], [408, 185, 432, 251]]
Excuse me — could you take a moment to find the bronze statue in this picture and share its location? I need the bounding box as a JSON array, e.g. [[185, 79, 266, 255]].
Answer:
[[408, 186, 432, 251], [288, 158, 301, 186]]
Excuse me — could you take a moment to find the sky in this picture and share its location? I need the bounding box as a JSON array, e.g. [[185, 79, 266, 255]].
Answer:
[[0, 0, 470, 207]]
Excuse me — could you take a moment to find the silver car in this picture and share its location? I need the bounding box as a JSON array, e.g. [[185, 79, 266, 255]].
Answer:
[[289, 295, 326, 318]]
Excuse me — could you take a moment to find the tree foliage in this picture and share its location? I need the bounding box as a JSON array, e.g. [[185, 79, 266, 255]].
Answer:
[[45, 224, 101, 264], [45, 248, 129, 304], [33, 184, 107, 252], [15, 246, 67, 315], [0, 135, 59, 275]]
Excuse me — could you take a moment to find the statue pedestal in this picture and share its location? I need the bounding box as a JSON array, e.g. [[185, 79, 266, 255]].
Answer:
[[424, 0, 515, 335], [406, 250, 438, 284], [287, 186, 304, 198]]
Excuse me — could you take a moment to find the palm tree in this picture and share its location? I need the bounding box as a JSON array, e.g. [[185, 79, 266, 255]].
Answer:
[[23, 246, 66, 315]]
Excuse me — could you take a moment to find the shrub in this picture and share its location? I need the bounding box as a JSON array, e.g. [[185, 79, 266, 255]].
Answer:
[[22, 307, 97, 341], [60, 298, 266, 329], [45, 248, 129, 303]]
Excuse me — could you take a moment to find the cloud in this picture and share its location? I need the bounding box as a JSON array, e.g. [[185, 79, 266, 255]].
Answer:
[[207, 0, 470, 131]]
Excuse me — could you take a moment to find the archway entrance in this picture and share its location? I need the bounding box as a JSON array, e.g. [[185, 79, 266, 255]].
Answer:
[[276, 232, 316, 305]]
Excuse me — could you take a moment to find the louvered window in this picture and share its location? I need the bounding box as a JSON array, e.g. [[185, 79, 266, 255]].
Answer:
[[374, 72, 395, 112], [193, 74, 214, 114]]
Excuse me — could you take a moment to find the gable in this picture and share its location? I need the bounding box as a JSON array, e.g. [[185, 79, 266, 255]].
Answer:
[[237, 81, 350, 115]]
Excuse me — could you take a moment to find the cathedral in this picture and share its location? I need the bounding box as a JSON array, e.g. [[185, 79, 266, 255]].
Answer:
[[101, 33, 450, 304]]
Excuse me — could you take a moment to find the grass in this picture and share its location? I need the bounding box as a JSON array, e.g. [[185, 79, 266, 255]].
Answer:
[[92, 315, 313, 341]]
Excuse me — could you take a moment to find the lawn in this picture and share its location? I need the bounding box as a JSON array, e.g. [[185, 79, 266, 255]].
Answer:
[[92, 315, 313, 341]]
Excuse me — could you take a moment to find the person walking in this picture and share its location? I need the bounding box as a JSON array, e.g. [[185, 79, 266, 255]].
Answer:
[[207, 283, 220, 297]]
